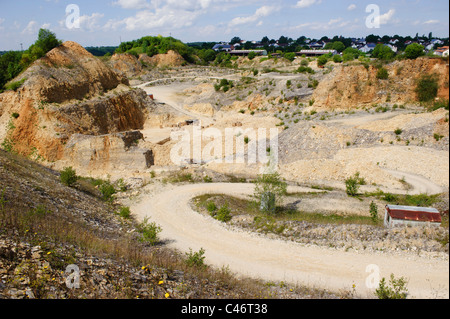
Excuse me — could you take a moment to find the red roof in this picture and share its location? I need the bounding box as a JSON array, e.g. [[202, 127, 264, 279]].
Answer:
[[386, 205, 442, 223]]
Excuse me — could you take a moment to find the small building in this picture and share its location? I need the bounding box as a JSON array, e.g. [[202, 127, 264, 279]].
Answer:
[[229, 50, 267, 57], [384, 205, 442, 228], [435, 46, 449, 57], [297, 49, 337, 57]]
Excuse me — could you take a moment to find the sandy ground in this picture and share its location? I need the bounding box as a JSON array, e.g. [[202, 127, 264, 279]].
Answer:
[[131, 183, 449, 299]]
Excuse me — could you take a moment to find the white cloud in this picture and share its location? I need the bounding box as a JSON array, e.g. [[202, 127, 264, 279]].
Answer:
[[112, 0, 151, 10], [423, 20, 439, 24], [295, 0, 321, 9], [375, 9, 396, 25], [229, 5, 277, 27], [79, 13, 105, 31], [347, 4, 356, 11], [22, 20, 38, 34]]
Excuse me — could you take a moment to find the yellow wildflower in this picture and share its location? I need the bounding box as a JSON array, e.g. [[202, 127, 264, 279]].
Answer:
[[158, 280, 164, 285], [165, 293, 170, 299]]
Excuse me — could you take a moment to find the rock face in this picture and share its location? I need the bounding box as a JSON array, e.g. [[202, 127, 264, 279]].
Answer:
[[57, 131, 154, 177], [0, 41, 152, 163], [312, 57, 449, 109], [139, 50, 185, 68]]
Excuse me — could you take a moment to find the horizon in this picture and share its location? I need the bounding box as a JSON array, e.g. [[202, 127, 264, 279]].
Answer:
[[1, 0, 449, 51]]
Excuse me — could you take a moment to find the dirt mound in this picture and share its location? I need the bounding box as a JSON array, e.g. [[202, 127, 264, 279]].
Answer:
[[110, 53, 143, 78], [139, 50, 185, 68], [0, 41, 150, 162], [20, 41, 128, 103], [312, 58, 449, 109]]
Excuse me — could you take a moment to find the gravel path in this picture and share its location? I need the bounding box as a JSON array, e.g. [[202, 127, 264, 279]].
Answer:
[[131, 183, 449, 299]]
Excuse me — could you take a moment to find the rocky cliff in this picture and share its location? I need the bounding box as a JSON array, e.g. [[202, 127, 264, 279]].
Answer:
[[312, 57, 449, 109], [0, 41, 152, 163]]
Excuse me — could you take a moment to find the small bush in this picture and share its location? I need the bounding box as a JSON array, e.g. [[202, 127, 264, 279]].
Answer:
[[99, 181, 116, 201], [5, 79, 26, 92], [118, 207, 131, 219], [376, 68, 389, 80], [345, 172, 365, 196], [206, 201, 217, 213], [60, 167, 78, 187], [136, 217, 162, 246], [375, 274, 408, 299], [394, 128, 403, 135], [215, 204, 232, 223], [185, 248, 206, 268], [416, 74, 439, 102], [369, 201, 378, 222]]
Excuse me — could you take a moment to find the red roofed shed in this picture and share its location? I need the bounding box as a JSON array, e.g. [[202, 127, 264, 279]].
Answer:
[[384, 205, 442, 228]]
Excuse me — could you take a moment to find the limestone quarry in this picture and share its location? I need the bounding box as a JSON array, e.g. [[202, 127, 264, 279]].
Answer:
[[0, 41, 449, 299]]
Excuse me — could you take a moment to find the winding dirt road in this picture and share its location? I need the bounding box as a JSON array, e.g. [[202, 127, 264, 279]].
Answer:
[[132, 183, 449, 299]]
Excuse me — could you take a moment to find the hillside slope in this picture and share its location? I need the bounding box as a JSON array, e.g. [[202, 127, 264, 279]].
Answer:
[[312, 57, 449, 109], [0, 41, 151, 162]]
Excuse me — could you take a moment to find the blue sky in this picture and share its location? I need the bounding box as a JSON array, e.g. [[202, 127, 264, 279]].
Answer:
[[0, 0, 448, 50]]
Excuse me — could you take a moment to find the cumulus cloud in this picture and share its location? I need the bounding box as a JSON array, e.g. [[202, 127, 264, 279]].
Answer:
[[112, 0, 151, 10], [22, 20, 38, 34], [347, 4, 356, 11], [376, 9, 396, 25], [229, 5, 277, 27], [294, 0, 322, 9]]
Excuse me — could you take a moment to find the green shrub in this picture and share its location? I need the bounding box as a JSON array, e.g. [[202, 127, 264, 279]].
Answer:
[[214, 204, 232, 223], [118, 207, 131, 219], [376, 68, 389, 80], [415, 74, 439, 102], [99, 181, 116, 201], [394, 128, 403, 135], [5, 78, 26, 91], [375, 274, 408, 299], [206, 201, 217, 213], [60, 167, 78, 187], [185, 248, 206, 268], [369, 201, 378, 222], [345, 172, 365, 196], [136, 217, 162, 246]]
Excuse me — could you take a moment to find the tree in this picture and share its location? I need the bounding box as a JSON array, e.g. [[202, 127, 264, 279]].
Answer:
[[230, 36, 241, 45], [415, 74, 439, 102], [261, 36, 270, 44], [404, 43, 424, 59], [372, 44, 395, 60], [317, 55, 329, 67], [325, 41, 345, 53], [60, 167, 78, 187], [254, 172, 287, 215], [333, 54, 343, 63], [34, 28, 62, 55], [345, 172, 366, 196]]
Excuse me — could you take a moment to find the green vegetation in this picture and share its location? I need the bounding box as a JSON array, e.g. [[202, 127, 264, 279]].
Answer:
[[60, 167, 78, 187], [214, 78, 234, 92], [345, 172, 366, 197], [254, 172, 287, 215], [415, 74, 439, 102], [118, 206, 131, 219], [210, 204, 232, 223], [0, 28, 61, 92], [185, 248, 206, 268], [136, 217, 162, 246], [372, 44, 395, 60], [376, 67, 389, 80], [369, 201, 378, 223], [404, 43, 425, 60], [375, 274, 409, 299], [116, 35, 195, 63]]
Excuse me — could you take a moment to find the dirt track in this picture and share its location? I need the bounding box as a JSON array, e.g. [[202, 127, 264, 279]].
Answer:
[[132, 183, 449, 299]]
